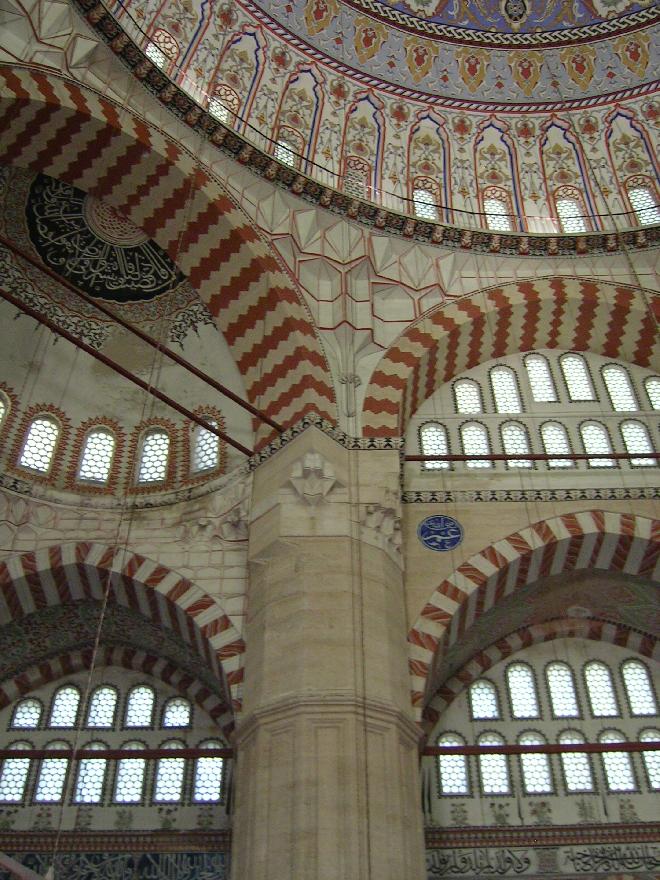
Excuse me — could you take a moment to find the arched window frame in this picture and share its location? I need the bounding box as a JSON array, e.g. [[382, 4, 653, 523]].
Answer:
[[643, 376, 660, 411], [619, 419, 657, 468], [598, 729, 637, 793], [208, 85, 240, 125], [452, 378, 485, 415], [459, 420, 493, 469], [500, 420, 534, 469], [71, 420, 122, 492], [73, 740, 108, 805], [145, 27, 180, 74], [625, 175, 660, 227], [505, 661, 541, 720], [518, 730, 554, 795], [85, 685, 119, 729], [123, 684, 156, 729], [482, 185, 515, 232], [0, 387, 11, 433], [161, 697, 193, 729], [544, 661, 581, 719], [130, 421, 177, 492], [34, 739, 70, 803], [639, 728, 660, 791], [489, 365, 524, 414], [468, 679, 500, 721], [193, 739, 225, 803], [0, 740, 33, 803], [523, 353, 558, 403], [620, 659, 657, 717], [10, 698, 43, 730], [153, 738, 187, 803], [559, 353, 596, 402], [601, 363, 638, 412], [554, 185, 590, 234], [113, 740, 147, 804], [436, 731, 470, 796], [579, 420, 617, 469], [476, 731, 511, 795], [557, 729, 595, 794], [185, 408, 226, 481], [14, 407, 68, 480], [419, 421, 451, 471], [48, 685, 81, 729], [411, 177, 440, 222], [343, 155, 371, 201], [583, 661, 620, 718], [274, 125, 305, 169], [540, 420, 575, 469]]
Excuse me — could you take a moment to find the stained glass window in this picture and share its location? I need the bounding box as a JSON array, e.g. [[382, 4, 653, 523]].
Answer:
[[74, 742, 106, 804], [460, 422, 492, 469], [599, 730, 635, 792], [478, 732, 510, 794], [601, 365, 637, 412], [524, 355, 557, 403], [454, 380, 483, 414], [420, 423, 450, 470], [546, 663, 579, 718], [137, 431, 170, 484], [78, 429, 115, 484], [413, 188, 438, 221], [48, 686, 80, 728], [193, 419, 220, 473], [490, 367, 522, 414], [19, 417, 59, 473], [154, 741, 185, 802], [11, 699, 42, 729], [124, 686, 155, 728], [437, 733, 469, 795], [644, 377, 660, 411], [162, 698, 192, 728], [86, 687, 117, 728], [640, 729, 660, 790], [584, 662, 619, 717], [469, 680, 500, 720], [193, 741, 224, 803], [628, 186, 660, 226], [556, 197, 587, 233], [501, 422, 532, 468], [580, 422, 615, 468], [560, 354, 595, 402], [558, 731, 594, 792], [621, 660, 657, 716], [35, 741, 69, 802], [506, 663, 539, 719], [519, 732, 553, 794], [484, 198, 512, 232], [114, 741, 146, 803], [541, 422, 574, 468], [0, 742, 31, 802], [620, 421, 656, 467]]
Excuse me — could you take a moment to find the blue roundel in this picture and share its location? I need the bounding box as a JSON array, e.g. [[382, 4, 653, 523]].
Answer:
[[417, 515, 463, 552]]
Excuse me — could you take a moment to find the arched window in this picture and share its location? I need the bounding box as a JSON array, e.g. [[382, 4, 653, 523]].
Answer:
[[0, 393, 7, 429], [162, 697, 192, 728], [558, 731, 594, 792], [524, 354, 557, 403], [86, 686, 118, 728], [193, 740, 224, 802], [644, 376, 660, 410], [560, 354, 595, 401], [114, 741, 146, 803], [124, 685, 155, 728], [73, 741, 107, 804], [154, 740, 185, 802], [506, 663, 539, 719], [0, 742, 31, 801], [620, 420, 656, 467], [437, 733, 469, 795], [469, 680, 500, 720], [192, 419, 220, 473], [580, 422, 615, 468], [584, 661, 619, 717], [343, 156, 370, 200], [554, 187, 588, 233], [420, 422, 450, 470], [546, 662, 579, 718], [500, 422, 532, 468], [48, 686, 80, 728], [621, 660, 657, 716], [137, 429, 170, 484], [274, 137, 297, 168], [601, 364, 637, 411], [640, 729, 660, 790], [518, 732, 553, 794], [145, 28, 179, 70], [477, 732, 510, 794], [78, 428, 116, 484], [540, 422, 574, 468], [413, 182, 439, 221], [599, 730, 636, 792], [35, 740, 69, 802], [483, 187, 513, 232], [454, 379, 483, 414], [460, 422, 492, 469], [627, 179, 660, 226], [208, 86, 239, 124], [19, 416, 60, 473], [490, 366, 522, 413], [11, 699, 42, 729]]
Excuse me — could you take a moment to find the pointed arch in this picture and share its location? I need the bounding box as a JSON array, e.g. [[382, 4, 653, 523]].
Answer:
[[362, 277, 657, 437], [0, 66, 336, 445], [407, 511, 659, 722], [474, 118, 523, 229]]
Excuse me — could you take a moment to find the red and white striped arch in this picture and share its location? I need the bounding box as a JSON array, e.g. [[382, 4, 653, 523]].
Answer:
[[408, 511, 660, 721], [0, 646, 231, 738], [0, 542, 245, 732], [363, 277, 658, 437], [0, 66, 336, 445], [424, 618, 659, 733]]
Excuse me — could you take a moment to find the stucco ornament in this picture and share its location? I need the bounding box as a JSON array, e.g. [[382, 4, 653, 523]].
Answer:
[[287, 452, 343, 505]]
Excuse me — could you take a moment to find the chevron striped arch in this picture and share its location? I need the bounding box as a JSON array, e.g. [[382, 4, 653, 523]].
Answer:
[[362, 277, 658, 437], [0, 646, 230, 737], [408, 511, 660, 722], [0, 67, 336, 444], [0, 542, 246, 733], [423, 618, 659, 733]]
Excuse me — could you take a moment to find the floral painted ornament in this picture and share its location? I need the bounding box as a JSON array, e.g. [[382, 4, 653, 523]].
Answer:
[[455, 47, 489, 94], [559, 45, 596, 90], [403, 36, 439, 84], [507, 50, 544, 97], [304, 0, 338, 36], [614, 34, 650, 78], [353, 15, 388, 64]]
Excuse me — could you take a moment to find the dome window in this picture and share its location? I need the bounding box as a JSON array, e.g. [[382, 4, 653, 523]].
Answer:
[[413, 187, 438, 221], [627, 182, 660, 226], [19, 415, 60, 473], [193, 419, 220, 473], [420, 422, 450, 470], [78, 428, 116, 484], [137, 429, 170, 484]]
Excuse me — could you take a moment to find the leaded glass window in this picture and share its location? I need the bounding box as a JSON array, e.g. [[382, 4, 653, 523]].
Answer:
[[469, 680, 500, 720], [0, 396, 6, 428], [274, 139, 295, 167], [580, 422, 615, 468], [86, 687, 117, 728], [154, 741, 185, 802], [478, 732, 510, 794], [162, 698, 191, 728], [78, 429, 115, 484], [124, 686, 155, 728], [454, 379, 483, 414], [484, 198, 512, 232], [620, 420, 656, 467], [19, 417, 59, 473], [0, 742, 31, 802], [73, 742, 106, 804], [501, 422, 532, 468], [556, 197, 587, 233], [599, 730, 635, 792], [437, 733, 469, 795], [560, 354, 595, 402], [524, 354, 557, 403], [420, 422, 450, 470], [460, 422, 492, 469], [584, 662, 619, 717], [145, 42, 167, 68], [137, 430, 170, 484], [628, 186, 660, 226], [490, 366, 522, 414], [413, 188, 438, 221], [519, 732, 553, 794], [506, 663, 540, 719], [48, 686, 80, 728], [193, 741, 224, 803], [644, 377, 660, 411], [35, 740, 69, 802], [193, 420, 219, 473], [541, 421, 574, 468], [114, 741, 146, 803], [11, 699, 41, 729], [208, 98, 229, 123], [558, 731, 594, 792], [621, 660, 657, 716], [546, 663, 579, 718], [640, 729, 660, 790], [602, 365, 637, 412]]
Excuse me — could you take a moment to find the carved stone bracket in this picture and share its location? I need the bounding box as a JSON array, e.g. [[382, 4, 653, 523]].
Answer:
[[287, 452, 343, 506]]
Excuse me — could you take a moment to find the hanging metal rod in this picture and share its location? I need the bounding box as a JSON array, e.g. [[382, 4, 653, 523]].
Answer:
[[0, 288, 254, 458], [423, 742, 660, 756], [0, 235, 282, 433], [406, 452, 660, 463]]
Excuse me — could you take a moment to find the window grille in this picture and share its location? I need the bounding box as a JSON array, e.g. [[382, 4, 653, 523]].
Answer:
[[640, 729, 660, 790], [460, 422, 492, 468], [506, 663, 540, 719], [74, 742, 106, 804], [437, 733, 469, 795], [0, 742, 31, 802], [620, 420, 656, 467], [501, 422, 532, 468], [599, 730, 636, 792], [19, 417, 59, 473], [491, 366, 522, 413], [560, 354, 595, 401], [137, 431, 170, 484], [413, 188, 439, 221], [35, 740, 69, 802], [518, 732, 553, 794], [193, 741, 224, 802], [114, 741, 146, 803], [274, 139, 296, 167], [540, 422, 573, 468], [558, 731, 594, 792], [145, 42, 167, 68], [154, 741, 185, 802], [78, 429, 115, 484], [208, 98, 229, 123], [48, 687, 80, 728], [546, 663, 579, 718], [556, 197, 587, 233], [621, 660, 657, 715], [86, 687, 117, 728], [524, 354, 558, 403], [193, 420, 220, 473], [477, 732, 510, 794], [644, 377, 660, 410], [420, 423, 450, 470], [584, 662, 619, 717], [454, 380, 483, 414], [11, 699, 42, 729], [162, 698, 192, 728], [628, 186, 660, 226], [469, 680, 500, 720], [124, 686, 155, 728], [601, 365, 637, 411], [0, 396, 6, 428], [484, 198, 512, 232], [580, 422, 615, 468]]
